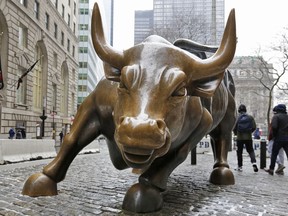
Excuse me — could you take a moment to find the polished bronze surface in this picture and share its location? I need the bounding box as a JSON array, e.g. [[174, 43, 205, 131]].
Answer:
[[22, 3, 237, 213]]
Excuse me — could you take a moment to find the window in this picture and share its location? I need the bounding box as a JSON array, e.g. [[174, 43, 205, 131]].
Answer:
[[34, 1, 39, 20], [79, 0, 89, 3], [54, 23, 58, 39], [73, 22, 76, 33], [72, 45, 75, 57], [79, 8, 89, 15], [62, 4, 65, 18], [60, 64, 68, 115], [67, 14, 70, 27], [20, 0, 27, 7], [78, 85, 87, 92], [19, 24, 28, 48], [68, 0, 71, 6], [79, 24, 88, 30], [74, 2, 76, 15], [33, 44, 43, 109], [53, 52, 58, 68], [67, 39, 70, 52], [78, 74, 87, 80], [16, 68, 27, 104], [79, 47, 88, 53], [55, 0, 58, 9], [79, 62, 88, 68], [79, 35, 88, 42], [72, 68, 76, 81], [45, 13, 50, 30], [61, 31, 64, 46], [52, 84, 57, 110]]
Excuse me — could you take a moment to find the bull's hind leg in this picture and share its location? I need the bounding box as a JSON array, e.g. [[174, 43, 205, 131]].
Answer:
[[22, 93, 101, 196], [209, 94, 236, 185]]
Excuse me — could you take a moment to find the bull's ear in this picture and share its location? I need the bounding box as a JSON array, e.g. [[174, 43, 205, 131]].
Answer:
[[187, 73, 224, 97], [103, 62, 121, 82]]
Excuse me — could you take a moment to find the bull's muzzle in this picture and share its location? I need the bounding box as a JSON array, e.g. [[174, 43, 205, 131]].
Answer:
[[115, 116, 171, 168]]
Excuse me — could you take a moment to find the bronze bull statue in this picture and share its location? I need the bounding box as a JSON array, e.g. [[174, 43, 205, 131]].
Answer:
[[22, 3, 237, 213]]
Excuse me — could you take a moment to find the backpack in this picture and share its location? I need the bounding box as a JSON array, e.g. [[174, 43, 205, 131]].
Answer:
[[237, 113, 253, 133]]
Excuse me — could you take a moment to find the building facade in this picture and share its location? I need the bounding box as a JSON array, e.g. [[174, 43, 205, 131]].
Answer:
[[228, 56, 275, 134], [77, 0, 105, 107], [134, 10, 153, 45], [0, 0, 78, 139], [152, 0, 225, 45]]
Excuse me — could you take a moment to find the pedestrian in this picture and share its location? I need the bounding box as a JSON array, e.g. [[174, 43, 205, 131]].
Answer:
[[8, 128, 15, 139], [59, 131, 64, 143], [265, 104, 288, 175], [16, 130, 22, 139], [253, 128, 261, 139], [233, 104, 258, 172]]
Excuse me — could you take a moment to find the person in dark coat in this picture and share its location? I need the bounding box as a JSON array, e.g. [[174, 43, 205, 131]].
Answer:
[[8, 128, 15, 139], [59, 131, 64, 143], [265, 104, 288, 175], [233, 104, 258, 172]]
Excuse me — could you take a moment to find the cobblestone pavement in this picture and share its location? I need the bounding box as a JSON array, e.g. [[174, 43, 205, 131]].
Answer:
[[0, 140, 288, 216]]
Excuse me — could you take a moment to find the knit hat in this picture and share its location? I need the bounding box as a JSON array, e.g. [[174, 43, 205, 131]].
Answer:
[[273, 104, 287, 113]]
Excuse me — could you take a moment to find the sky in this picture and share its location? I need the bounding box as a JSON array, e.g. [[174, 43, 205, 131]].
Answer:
[[112, 0, 288, 58]]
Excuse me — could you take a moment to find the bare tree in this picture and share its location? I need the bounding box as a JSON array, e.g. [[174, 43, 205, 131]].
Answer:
[[254, 32, 288, 134], [153, 8, 209, 44]]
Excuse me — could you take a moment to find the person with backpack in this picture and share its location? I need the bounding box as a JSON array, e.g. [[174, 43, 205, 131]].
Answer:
[[264, 104, 288, 175], [233, 104, 258, 172]]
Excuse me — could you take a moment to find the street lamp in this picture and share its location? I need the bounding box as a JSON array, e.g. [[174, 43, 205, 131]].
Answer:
[[51, 106, 57, 140], [39, 97, 47, 138]]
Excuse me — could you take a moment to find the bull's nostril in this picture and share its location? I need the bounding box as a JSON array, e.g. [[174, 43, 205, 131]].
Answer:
[[156, 119, 166, 131]]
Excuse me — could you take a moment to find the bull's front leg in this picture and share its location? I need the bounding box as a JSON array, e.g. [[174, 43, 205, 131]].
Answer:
[[22, 94, 101, 197], [122, 109, 212, 213]]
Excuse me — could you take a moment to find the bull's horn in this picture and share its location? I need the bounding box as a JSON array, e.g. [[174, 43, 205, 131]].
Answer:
[[188, 9, 237, 80], [91, 3, 124, 69]]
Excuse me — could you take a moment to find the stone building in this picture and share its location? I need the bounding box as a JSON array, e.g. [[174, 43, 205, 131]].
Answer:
[[228, 56, 275, 134], [0, 0, 78, 139]]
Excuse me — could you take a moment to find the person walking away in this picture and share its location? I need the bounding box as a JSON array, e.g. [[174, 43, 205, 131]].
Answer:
[[16, 130, 22, 139], [59, 131, 64, 143], [266, 106, 285, 175], [265, 104, 288, 175], [233, 104, 258, 172], [8, 128, 15, 139]]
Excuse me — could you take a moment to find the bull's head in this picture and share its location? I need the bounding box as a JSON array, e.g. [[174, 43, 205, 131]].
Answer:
[[92, 3, 236, 169]]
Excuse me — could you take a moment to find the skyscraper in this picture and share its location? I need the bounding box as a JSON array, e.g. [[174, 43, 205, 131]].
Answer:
[[77, 0, 105, 107], [135, 0, 224, 45]]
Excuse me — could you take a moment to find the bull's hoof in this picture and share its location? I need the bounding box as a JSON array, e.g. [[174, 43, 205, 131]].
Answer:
[[122, 183, 163, 213], [209, 167, 235, 185], [22, 173, 58, 197]]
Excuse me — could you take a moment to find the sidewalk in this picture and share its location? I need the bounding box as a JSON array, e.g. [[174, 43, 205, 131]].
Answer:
[[0, 140, 287, 215]]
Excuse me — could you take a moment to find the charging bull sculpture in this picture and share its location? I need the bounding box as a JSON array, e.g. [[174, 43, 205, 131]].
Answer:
[[22, 3, 237, 213]]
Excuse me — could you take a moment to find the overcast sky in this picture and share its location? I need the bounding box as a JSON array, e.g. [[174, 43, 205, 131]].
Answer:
[[112, 0, 288, 58]]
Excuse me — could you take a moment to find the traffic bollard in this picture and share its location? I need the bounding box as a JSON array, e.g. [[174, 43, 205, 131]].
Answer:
[[260, 139, 266, 169], [191, 147, 196, 165]]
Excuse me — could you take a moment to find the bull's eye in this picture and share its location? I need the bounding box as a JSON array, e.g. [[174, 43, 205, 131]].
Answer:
[[172, 86, 186, 97]]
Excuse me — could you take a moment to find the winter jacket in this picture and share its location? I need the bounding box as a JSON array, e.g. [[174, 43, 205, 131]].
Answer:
[[271, 112, 288, 141]]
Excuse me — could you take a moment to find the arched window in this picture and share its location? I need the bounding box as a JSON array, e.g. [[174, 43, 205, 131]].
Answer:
[[33, 44, 43, 109], [60, 62, 68, 115]]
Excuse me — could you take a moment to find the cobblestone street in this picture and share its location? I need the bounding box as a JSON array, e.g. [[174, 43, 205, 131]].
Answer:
[[0, 140, 287, 216]]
